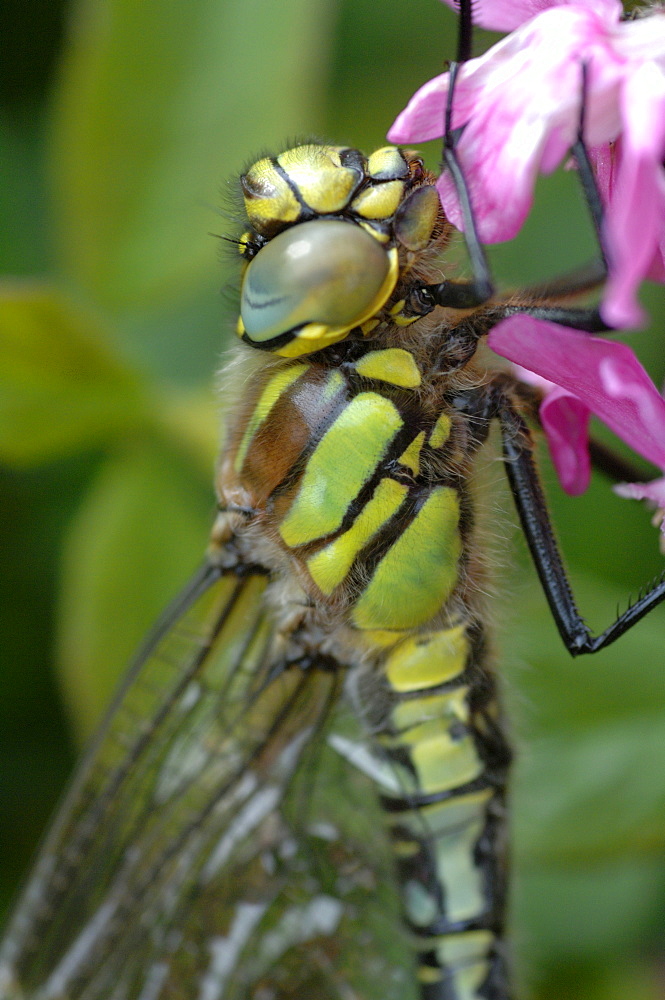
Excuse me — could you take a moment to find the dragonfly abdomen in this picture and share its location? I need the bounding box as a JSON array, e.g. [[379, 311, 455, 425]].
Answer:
[[356, 623, 511, 1000]]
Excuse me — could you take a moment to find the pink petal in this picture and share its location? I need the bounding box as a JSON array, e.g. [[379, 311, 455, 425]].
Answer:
[[647, 240, 665, 283], [391, 6, 626, 243], [540, 389, 591, 494], [435, 106, 552, 240], [601, 63, 665, 327], [588, 141, 617, 204], [436, 0, 621, 33], [388, 73, 450, 145], [512, 363, 557, 393], [614, 477, 665, 507], [489, 315, 665, 471]]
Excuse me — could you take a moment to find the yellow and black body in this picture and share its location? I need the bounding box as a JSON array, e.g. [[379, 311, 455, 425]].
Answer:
[[219, 143, 511, 999], [3, 143, 664, 1000]]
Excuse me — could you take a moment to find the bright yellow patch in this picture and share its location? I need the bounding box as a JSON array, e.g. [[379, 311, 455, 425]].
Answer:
[[307, 477, 407, 595], [430, 411, 452, 448], [385, 624, 469, 692], [355, 348, 421, 388], [351, 180, 405, 220], [278, 146, 360, 214], [352, 487, 462, 630], [242, 158, 300, 231], [398, 432, 425, 475], [367, 146, 407, 179], [411, 729, 482, 794], [279, 393, 403, 547]]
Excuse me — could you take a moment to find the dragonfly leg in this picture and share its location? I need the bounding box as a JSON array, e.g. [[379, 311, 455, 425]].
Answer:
[[430, 0, 494, 311], [494, 380, 665, 654], [420, 20, 615, 332]]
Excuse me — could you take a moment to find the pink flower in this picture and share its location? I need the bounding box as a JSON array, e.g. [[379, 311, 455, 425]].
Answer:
[[388, 1, 665, 328], [436, 0, 620, 34], [491, 315, 665, 534]]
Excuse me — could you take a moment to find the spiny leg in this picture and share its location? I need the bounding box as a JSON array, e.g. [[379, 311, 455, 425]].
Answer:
[[491, 377, 665, 654]]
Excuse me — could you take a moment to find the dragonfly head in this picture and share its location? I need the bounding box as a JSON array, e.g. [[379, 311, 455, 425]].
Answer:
[[236, 144, 443, 358]]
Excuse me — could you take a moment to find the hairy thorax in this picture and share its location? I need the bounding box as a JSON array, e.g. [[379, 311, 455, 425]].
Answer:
[[217, 342, 492, 648]]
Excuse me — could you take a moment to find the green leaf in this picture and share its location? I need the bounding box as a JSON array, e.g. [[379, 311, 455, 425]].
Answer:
[[51, 0, 336, 308], [515, 859, 665, 964], [535, 962, 664, 1000], [500, 570, 665, 967], [516, 717, 665, 862], [0, 284, 148, 464], [56, 442, 212, 740]]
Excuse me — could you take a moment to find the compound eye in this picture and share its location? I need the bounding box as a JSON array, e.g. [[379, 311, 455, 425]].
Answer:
[[239, 219, 397, 356]]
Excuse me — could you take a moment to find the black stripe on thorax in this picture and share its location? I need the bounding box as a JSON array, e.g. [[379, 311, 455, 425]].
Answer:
[[266, 375, 431, 537]]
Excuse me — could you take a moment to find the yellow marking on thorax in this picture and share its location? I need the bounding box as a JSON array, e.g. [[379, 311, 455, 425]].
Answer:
[[398, 431, 425, 475], [430, 411, 452, 448], [352, 487, 462, 630], [360, 317, 381, 335], [321, 369, 345, 400], [279, 392, 403, 547], [307, 477, 407, 595], [354, 348, 421, 388], [234, 363, 309, 473]]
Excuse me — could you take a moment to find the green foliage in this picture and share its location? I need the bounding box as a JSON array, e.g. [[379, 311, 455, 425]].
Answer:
[[1, 0, 664, 996], [0, 286, 147, 463], [57, 442, 213, 737], [50, 0, 334, 308]]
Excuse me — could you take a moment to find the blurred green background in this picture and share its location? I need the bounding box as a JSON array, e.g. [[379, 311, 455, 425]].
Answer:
[[1, 0, 665, 997]]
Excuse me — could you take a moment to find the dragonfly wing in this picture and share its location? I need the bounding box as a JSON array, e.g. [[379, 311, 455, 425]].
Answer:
[[0, 556, 350, 999], [1, 547, 417, 1000]]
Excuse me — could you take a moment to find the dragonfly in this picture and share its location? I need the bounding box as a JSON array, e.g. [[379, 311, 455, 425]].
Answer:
[[2, 5, 665, 1000]]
